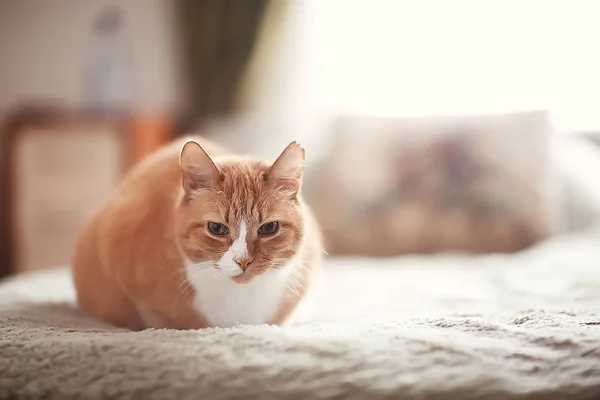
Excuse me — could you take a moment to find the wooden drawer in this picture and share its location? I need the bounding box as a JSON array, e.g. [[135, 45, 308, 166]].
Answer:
[[1, 108, 129, 275]]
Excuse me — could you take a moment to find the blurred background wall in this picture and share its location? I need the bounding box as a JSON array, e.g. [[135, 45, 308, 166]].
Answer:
[[3, 0, 600, 276], [0, 0, 187, 121]]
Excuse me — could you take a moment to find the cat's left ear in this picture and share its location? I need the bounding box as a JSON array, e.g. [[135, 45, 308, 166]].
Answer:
[[179, 140, 221, 194], [266, 141, 305, 196]]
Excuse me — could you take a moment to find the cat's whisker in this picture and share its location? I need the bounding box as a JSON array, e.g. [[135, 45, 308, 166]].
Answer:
[[189, 268, 221, 281], [187, 261, 215, 270], [291, 262, 311, 275], [285, 266, 306, 286], [172, 279, 196, 312], [283, 200, 300, 209], [180, 283, 194, 297], [291, 271, 309, 283], [176, 282, 193, 298], [192, 271, 207, 281], [181, 266, 216, 284], [287, 275, 306, 290], [218, 266, 242, 274], [280, 277, 302, 298], [287, 285, 301, 298], [181, 284, 195, 298], [205, 270, 222, 281], [185, 270, 217, 286], [188, 261, 214, 270], [172, 264, 220, 310], [292, 260, 310, 269]]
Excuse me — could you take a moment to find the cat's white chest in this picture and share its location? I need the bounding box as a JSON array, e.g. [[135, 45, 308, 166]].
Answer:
[[186, 267, 289, 328]]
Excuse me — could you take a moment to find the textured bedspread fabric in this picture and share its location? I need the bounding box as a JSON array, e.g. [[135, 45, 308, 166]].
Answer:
[[1, 234, 600, 399]]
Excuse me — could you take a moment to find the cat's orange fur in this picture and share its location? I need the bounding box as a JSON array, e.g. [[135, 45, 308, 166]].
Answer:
[[72, 137, 322, 330]]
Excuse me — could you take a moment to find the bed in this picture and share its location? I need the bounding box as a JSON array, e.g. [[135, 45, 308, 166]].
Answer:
[[1, 233, 600, 399]]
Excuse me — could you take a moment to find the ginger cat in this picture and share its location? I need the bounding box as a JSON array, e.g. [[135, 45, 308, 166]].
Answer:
[[72, 137, 322, 330]]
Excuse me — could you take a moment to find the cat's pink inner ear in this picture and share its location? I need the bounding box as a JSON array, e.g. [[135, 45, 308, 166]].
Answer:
[[179, 140, 220, 193], [267, 142, 305, 195]]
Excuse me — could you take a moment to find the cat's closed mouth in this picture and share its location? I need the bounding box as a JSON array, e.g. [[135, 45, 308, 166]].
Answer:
[[231, 272, 253, 284]]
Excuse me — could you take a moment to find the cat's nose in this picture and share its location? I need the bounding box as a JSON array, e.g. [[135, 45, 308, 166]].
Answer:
[[234, 257, 255, 270]]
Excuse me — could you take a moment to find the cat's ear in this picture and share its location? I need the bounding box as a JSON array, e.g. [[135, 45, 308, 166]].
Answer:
[[179, 140, 221, 194], [266, 142, 305, 196]]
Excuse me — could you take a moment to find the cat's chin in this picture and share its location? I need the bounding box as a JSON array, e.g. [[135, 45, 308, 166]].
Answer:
[[231, 272, 254, 284]]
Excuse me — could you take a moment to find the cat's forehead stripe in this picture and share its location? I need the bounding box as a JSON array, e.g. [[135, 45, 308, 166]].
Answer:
[[238, 218, 248, 241], [230, 218, 248, 260], [221, 167, 267, 223]]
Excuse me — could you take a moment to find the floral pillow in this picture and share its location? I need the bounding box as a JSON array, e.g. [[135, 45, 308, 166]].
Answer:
[[305, 111, 556, 255]]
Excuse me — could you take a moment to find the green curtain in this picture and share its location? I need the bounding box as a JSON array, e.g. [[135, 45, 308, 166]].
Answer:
[[177, 0, 268, 123]]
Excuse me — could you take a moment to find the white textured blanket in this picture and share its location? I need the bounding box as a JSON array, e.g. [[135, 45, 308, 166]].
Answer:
[[1, 235, 600, 399]]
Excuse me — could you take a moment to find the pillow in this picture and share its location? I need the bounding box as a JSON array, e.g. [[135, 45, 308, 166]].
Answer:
[[304, 111, 556, 255]]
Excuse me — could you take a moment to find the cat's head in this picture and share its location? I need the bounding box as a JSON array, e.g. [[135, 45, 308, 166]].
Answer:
[[175, 140, 305, 283]]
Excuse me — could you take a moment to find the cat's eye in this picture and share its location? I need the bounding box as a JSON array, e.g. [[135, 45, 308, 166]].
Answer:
[[258, 221, 279, 236], [207, 222, 229, 236]]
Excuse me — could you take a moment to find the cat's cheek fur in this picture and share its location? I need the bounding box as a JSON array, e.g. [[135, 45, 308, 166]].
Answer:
[[177, 230, 225, 265]]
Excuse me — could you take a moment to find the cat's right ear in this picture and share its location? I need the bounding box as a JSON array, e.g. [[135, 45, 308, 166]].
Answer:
[[179, 140, 221, 194]]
